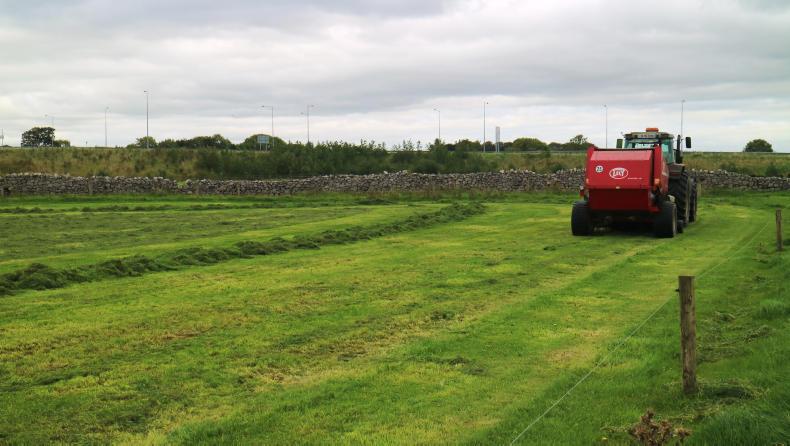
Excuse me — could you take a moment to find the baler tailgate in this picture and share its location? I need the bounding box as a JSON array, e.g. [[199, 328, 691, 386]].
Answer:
[[586, 150, 653, 190]]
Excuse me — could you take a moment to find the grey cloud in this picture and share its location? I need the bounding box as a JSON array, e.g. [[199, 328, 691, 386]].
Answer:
[[0, 0, 788, 150]]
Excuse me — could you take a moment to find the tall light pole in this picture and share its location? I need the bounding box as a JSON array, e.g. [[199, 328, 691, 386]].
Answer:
[[433, 108, 441, 142], [680, 99, 686, 137], [44, 114, 54, 127], [483, 101, 489, 152], [604, 104, 608, 148], [144, 90, 149, 149], [104, 107, 109, 147], [261, 105, 274, 149], [300, 105, 314, 145]]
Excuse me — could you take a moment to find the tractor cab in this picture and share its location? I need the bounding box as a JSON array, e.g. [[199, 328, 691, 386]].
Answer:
[[618, 128, 677, 164], [617, 128, 692, 166]]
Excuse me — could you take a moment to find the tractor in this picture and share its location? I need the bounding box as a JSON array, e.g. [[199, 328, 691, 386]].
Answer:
[[571, 128, 697, 238]]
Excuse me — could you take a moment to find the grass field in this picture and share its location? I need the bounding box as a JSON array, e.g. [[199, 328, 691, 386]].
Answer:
[[2, 147, 789, 179], [1, 192, 788, 444]]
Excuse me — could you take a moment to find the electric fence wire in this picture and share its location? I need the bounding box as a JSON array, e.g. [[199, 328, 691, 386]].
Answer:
[[509, 220, 770, 445]]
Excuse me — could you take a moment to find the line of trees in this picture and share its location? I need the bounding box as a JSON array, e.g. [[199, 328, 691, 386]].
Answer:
[[123, 133, 593, 153], [13, 125, 778, 154], [15, 125, 594, 153]]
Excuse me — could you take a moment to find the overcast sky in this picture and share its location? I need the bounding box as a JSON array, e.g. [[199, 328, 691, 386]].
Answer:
[[1, 0, 788, 150]]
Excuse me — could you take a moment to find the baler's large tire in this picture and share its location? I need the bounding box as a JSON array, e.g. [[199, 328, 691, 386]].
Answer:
[[571, 201, 593, 236], [669, 171, 691, 231], [653, 201, 677, 238], [688, 181, 698, 223]]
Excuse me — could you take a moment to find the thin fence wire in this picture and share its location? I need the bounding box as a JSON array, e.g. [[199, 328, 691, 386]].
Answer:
[[509, 220, 770, 445]]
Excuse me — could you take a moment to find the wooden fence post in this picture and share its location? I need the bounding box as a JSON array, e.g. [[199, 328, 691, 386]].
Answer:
[[777, 209, 784, 252], [679, 276, 697, 394]]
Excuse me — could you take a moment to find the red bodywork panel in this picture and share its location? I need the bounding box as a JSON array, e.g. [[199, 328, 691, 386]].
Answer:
[[584, 146, 668, 213]]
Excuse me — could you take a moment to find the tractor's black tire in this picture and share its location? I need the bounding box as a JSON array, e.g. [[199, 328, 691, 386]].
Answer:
[[653, 201, 677, 238], [670, 170, 691, 230], [571, 201, 593, 236], [688, 181, 698, 223], [676, 201, 685, 234]]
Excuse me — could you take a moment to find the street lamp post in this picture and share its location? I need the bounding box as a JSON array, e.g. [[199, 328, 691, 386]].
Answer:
[[300, 105, 315, 145], [483, 101, 489, 152], [604, 104, 608, 148], [144, 90, 149, 149], [680, 99, 686, 137], [104, 107, 109, 147], [433, 108, 441, 142], [261, 105, 274, 149]]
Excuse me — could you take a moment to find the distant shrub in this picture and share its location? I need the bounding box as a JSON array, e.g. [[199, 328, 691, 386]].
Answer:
[[510, 137, 548, 152], [743, 139, 773, 153], [764, 163, 780, 177], [413, 159, 439, 174], [719, 162, 743, 174]]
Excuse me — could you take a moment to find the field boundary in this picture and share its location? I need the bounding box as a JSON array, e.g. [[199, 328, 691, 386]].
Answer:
[[2, 169, 789, 197]]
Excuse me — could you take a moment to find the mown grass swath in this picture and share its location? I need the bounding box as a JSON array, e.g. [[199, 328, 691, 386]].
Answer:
[[0, 202, 484, 296]]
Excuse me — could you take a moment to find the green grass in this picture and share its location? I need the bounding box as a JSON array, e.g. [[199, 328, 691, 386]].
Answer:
[[0, 202, 483, 296], [0, 192, 788, 445]]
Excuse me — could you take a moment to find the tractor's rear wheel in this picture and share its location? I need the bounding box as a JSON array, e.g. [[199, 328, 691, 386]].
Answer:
[[571, 201, 593, 236], [688, 180, 698, 223], [670, 171, 691, 230], [653, 201, 677, 238]]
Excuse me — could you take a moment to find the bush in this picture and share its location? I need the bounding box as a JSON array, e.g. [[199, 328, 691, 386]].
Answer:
[[414, 159, 440, 174], [765, 163, 780, 177], [744, 139, 773, 153], [510, 137, 548, 152]]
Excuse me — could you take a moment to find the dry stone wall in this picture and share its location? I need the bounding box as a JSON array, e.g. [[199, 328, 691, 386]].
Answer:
[[0, 174, 178, 196], [1, 169, 788, 197]]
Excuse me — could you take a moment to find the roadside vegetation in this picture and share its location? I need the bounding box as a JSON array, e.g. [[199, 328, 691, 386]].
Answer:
[[494, 151, 790, 177], [7, 129, 785, 180], [2, 145, 789, 180], [0, 191, 787, 444]]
